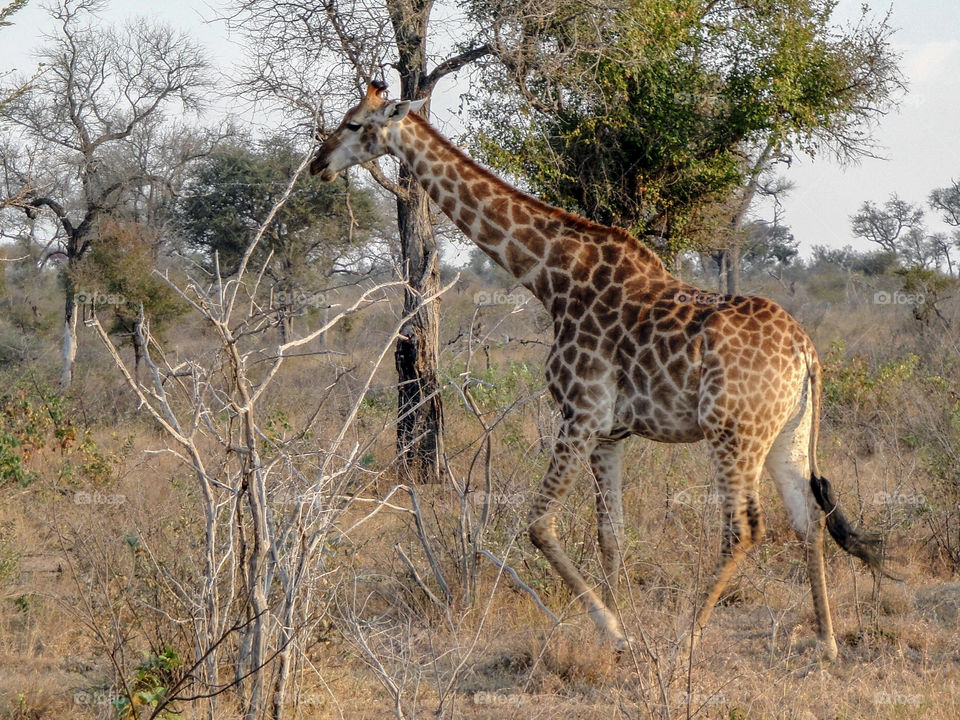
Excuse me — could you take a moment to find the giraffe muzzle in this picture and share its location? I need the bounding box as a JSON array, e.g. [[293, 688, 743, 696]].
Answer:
[[309, 156, 338, 182]]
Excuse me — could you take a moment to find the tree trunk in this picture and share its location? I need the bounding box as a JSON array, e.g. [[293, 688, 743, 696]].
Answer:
[[724, 241, 741, 296], [723, 140, 775, 297], [717, 251, 728, 294], [61, 275, 78, 388], [133, 332, 143, 387], [394, 177, 444, 483], [391, 0, 445, 484]]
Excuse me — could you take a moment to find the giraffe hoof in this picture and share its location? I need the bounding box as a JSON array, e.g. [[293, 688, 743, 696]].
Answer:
[[612, 635, 634, 661], [675, 629, 697, 657], [818, 639, 838, 663]]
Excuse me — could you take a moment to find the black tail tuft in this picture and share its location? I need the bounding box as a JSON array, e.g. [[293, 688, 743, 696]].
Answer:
[[810, 474, 900, 580]]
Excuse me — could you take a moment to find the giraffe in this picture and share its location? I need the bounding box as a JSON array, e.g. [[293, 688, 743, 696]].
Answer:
[[310, 82, 887, 659]]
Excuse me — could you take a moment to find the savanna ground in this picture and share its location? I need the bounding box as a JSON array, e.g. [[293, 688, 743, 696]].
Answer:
[[0, 259, 958, 719]]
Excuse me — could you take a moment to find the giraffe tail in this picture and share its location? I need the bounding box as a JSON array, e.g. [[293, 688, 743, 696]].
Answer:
[[809, 474, 899, 579], [805, 351, 900, 580]]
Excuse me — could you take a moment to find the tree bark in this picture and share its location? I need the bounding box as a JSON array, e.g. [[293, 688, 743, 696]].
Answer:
[[61, 273, 78, 388], [391, 0, 445, 484], [720, 141, 775, 297], [394, 174, 444, 483], [724, 241, 741, 296], [716, 250, 728, 294]]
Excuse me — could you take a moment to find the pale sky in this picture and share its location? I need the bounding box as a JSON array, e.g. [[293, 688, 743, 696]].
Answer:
[[4, 0, 959, 257]]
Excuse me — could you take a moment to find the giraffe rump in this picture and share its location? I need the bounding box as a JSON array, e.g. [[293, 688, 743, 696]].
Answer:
[[809, 474, 896, 578]]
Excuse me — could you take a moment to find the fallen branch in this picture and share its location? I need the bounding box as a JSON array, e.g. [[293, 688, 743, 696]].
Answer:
[[476, 549, 560, 625], [394, 543, 445, 609]]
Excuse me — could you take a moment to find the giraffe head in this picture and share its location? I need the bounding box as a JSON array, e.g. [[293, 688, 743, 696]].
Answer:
[[310, 82, 426, 181]]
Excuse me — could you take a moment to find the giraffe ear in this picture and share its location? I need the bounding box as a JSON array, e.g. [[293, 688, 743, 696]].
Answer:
[[383, 98, 427, 123]]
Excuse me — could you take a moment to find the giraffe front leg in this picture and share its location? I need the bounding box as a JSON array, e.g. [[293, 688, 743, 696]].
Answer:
[[528, 435, 627, 647], [591, 439, 625, 610]]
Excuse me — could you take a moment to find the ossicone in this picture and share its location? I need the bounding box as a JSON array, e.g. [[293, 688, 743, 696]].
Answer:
[[367, 80, 388, 100]]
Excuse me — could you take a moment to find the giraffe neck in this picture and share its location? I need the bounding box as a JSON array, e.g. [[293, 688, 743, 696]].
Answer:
[[386, 114, 671, 303]]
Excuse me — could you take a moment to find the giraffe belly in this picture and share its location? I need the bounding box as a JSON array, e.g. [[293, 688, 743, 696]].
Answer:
[[612, 392, 704, 443]]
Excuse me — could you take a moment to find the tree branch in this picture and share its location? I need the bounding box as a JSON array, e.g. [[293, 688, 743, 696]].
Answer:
[[26, 196, 76, 236], [422, 44, 492, 93]]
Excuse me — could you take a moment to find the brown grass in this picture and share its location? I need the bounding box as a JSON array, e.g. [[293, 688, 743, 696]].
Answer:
[[1, 268, 959, 719]]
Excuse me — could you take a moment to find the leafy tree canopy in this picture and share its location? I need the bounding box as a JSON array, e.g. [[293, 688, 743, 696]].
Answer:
[[469, 0, 904, 258], [176, 136, 388, 287]]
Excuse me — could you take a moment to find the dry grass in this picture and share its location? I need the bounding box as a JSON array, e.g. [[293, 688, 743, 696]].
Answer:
[[1, 268, 959, 718]]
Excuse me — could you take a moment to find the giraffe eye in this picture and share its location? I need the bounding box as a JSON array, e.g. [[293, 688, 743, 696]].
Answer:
[[345, 122, 362, 132]]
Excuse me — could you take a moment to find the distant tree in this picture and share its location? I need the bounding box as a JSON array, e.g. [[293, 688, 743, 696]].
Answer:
[[928, 233, 956, 278], [740, 222, 799, 281], [175, 136, 389, 340], [929, 179, 960, 227], [0, 0, 33, 212], [929, 179, 960, 276], [0, 0, 29, 114], [895, 266, 954, 331], [810, 244, 897, 276], [0, 0, 211, 387], [850, 192, 956, 272], [850, 194, 925, 255], [72, 220, 188, 380], [898, 226, 939, 271]]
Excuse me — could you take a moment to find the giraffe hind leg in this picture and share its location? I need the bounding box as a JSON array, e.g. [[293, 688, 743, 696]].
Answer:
[[765, 403, 839, 661], [591, 439, 625, 610]]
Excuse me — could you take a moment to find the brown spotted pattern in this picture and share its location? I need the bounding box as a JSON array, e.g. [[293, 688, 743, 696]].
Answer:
[[310, 85, 843, 660]]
